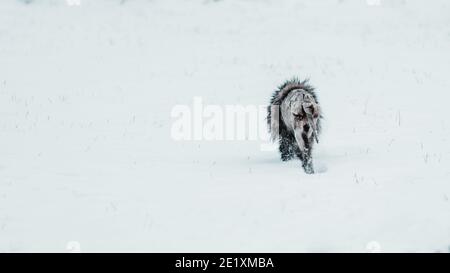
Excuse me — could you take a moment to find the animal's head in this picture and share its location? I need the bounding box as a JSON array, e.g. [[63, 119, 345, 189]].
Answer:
[[291, 92, 321, 142]]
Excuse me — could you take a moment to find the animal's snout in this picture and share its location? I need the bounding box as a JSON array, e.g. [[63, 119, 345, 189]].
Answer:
[[303, 123, 310, 132]]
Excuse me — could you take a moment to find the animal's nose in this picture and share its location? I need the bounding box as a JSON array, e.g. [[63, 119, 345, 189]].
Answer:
[[303, 123, 310, 132]]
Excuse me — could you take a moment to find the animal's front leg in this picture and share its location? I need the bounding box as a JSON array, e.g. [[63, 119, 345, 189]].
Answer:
[[294, 130, 314, 174], [302, 148, 314, 174]]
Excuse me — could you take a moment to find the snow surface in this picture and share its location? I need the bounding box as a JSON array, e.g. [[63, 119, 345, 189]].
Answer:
[[1, 0, 450, 252]]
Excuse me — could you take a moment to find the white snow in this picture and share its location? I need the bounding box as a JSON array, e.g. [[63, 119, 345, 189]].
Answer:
[[1, 0, 450, 252]]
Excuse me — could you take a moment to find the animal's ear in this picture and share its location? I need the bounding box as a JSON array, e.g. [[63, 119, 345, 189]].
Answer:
[[303, 102, 320, 118], [314, 104, 321, 118], [269, 104, 280, 142], [312, 103, 322, 118]]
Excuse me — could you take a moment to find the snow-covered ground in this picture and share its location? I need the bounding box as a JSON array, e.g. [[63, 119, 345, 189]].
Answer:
[[1, 0, 450, 252]]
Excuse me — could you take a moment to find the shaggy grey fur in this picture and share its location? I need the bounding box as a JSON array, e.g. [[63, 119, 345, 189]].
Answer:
[[267, 78, 322, 174]]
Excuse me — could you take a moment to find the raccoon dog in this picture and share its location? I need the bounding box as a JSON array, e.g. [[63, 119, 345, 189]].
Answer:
[[267, 78, 322, 174]]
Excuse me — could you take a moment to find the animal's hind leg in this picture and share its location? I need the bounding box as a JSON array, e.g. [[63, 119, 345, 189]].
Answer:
[[279, 136, 295, 161]]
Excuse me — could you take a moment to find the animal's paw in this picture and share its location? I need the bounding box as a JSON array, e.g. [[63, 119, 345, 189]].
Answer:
[[303, 164, 315, 174]]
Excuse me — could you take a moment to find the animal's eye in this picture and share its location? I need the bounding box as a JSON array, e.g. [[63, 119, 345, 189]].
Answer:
[[293, 113, 303, 119]]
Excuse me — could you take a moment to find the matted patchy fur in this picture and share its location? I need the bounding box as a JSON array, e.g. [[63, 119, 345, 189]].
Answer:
[[267, 78, 322, 174]]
